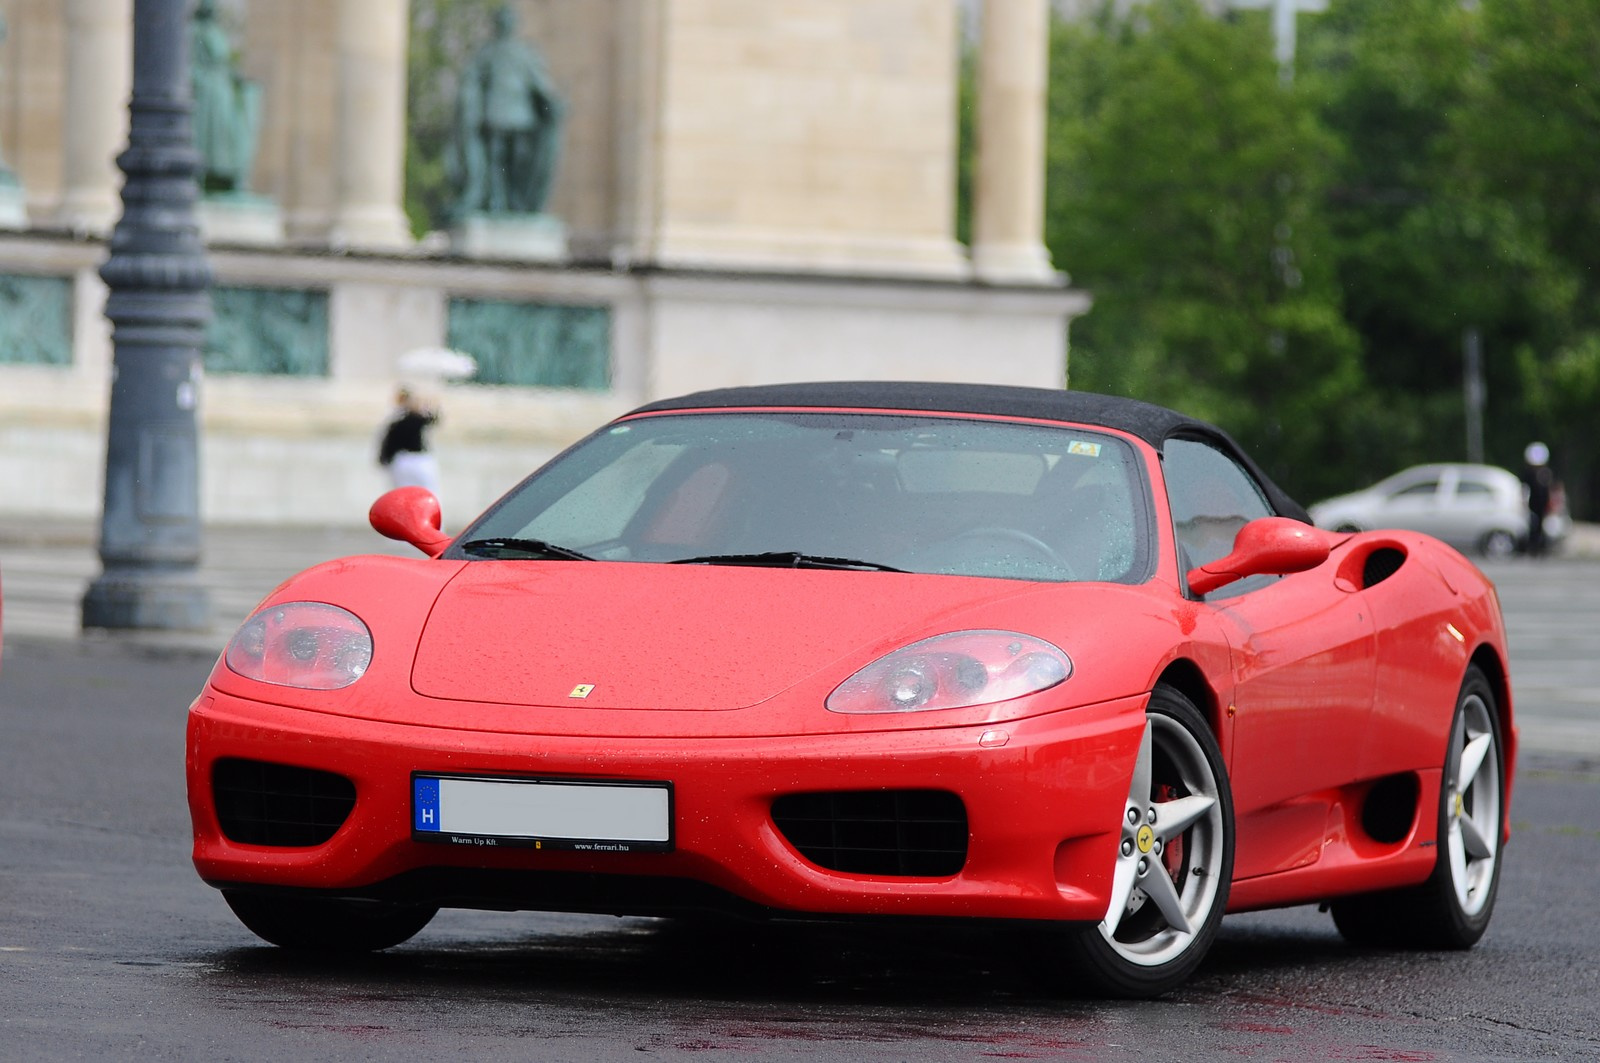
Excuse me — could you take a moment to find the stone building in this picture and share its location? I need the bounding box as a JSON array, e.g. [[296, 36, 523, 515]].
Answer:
[[0, 0, 1086, 525]]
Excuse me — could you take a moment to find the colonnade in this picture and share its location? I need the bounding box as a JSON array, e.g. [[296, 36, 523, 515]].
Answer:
[[31, 0, 1051, 277], [29, 0, 409, 248]]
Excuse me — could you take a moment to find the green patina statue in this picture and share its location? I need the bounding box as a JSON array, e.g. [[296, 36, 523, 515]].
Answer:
[[451, 4, 565, 217], [190, 0, 262, 195]]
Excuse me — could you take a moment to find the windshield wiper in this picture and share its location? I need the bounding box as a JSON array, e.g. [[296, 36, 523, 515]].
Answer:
[[669, 550, 904, 572], [457, 537, 595, 561]]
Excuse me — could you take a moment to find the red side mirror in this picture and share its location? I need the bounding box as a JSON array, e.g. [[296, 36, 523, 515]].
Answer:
[[1187, 517, 1332, 596], [369, 487, 452, 558]]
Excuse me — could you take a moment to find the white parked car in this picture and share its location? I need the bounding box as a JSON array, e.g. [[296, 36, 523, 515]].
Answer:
[[1309, 463, 1566, 559]]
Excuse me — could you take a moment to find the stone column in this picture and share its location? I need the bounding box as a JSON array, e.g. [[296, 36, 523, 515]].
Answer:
[[971, 0, 1056, 284], [330, 0, 410, 249], [57, 0, 134, 234]]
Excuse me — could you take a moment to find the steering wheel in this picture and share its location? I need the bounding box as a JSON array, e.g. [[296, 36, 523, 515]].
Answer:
[[941, 526, 1076, 578]]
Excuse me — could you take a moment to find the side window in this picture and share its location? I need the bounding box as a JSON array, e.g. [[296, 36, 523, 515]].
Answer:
[[1163, 437, 1273, 577], [1391, 479, 1439, 500]]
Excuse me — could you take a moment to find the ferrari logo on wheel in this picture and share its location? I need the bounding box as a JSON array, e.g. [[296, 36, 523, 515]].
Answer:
[[1136, 824, 1156, 854]]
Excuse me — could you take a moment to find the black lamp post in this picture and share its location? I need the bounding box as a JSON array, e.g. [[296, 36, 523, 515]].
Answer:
[[82, 0, 212, 631]]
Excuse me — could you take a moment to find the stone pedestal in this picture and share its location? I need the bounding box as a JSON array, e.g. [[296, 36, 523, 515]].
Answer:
[[449, 213, 569, 262], [199, 194, 286, 246], [1, 233, 1086, 528]]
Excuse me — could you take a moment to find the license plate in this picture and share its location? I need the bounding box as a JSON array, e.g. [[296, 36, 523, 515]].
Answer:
[[412, 774, 673, 852]]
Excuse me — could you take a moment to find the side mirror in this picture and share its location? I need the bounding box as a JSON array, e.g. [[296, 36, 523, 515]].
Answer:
[[1187, 517, 1331, 596], [369, 487, 453, 558]]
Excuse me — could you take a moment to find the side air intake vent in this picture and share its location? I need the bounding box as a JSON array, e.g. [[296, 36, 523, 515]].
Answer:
[[1363, 547, 1406, 587], [213, 758, 356, 847], [771, 789, 968, 877]]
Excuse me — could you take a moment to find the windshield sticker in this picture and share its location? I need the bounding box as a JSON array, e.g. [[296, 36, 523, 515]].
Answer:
[[1067, 440, 1103, 457]]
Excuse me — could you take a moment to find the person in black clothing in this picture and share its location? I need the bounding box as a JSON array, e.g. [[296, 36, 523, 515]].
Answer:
[[378, 387, 440, 493], [1521, 441, 1554, 558]]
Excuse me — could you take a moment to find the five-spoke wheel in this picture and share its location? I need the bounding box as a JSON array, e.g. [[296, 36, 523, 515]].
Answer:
[[1066, 685, 1234, 997], [1331, 665, 1504, 948]]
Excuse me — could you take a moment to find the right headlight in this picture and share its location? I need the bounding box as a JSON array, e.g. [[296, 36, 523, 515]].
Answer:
[[826, 630, 1071, 714], [224, 602, 373, 690]]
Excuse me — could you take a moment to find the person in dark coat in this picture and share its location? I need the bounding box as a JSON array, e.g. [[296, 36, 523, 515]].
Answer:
[[1521, 441, 1554, 557], [378, 387, 440, 493]]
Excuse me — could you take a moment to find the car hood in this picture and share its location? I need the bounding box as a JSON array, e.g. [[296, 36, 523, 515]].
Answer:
[[211, 555, 1181, 739], [409, 561, 1044, 711]]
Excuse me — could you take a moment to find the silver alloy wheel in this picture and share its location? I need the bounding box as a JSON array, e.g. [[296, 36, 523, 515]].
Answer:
[[1446, 690, 1501, 917], [1097, 713, 1227, 967]]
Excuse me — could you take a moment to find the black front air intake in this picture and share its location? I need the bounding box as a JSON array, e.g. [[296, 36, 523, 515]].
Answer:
[[212, 758, 356, 847], [771, 789, 968, 877]]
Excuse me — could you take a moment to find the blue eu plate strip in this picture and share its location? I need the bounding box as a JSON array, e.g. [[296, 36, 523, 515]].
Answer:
[[413, 776, 441, 832]]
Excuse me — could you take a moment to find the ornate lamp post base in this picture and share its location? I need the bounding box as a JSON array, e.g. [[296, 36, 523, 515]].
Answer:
[[82, 569, 209, 630]]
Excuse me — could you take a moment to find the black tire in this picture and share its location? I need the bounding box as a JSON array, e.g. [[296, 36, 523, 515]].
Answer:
[[223, 890, 438, 952], [1331, 665, 1504, 948], [1063, 685, 1234, 998]]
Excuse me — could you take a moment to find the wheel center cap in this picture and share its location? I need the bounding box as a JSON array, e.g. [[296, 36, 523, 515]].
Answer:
[[1136, 824, 1156, 854]]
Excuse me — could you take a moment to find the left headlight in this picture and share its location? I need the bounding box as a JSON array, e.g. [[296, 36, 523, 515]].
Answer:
[[224, 602, 373, 690], [826, 630, 1071, 714]]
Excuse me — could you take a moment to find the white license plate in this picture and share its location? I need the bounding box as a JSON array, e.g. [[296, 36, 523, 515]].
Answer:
[[412, 774, 673, 852]]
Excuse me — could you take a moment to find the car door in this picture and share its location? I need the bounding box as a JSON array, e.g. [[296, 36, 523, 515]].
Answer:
[[1164, 437, 1377, 882], [1441, 466, 1512, 551], [1379, 470, 1449, 539]]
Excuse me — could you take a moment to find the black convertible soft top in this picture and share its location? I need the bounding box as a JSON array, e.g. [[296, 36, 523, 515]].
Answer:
[[630, 380, 1309, 523]]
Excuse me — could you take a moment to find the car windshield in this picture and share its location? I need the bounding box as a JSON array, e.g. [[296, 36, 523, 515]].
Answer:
[[451, 411, 1154, 583]]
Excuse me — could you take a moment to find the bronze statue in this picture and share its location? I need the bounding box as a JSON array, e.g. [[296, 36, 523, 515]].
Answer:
[[190, 0, 262, 194], [451, 4, 565, 217]]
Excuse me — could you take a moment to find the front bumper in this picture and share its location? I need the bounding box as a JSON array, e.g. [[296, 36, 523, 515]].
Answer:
[[187, 689, 1147, 923]]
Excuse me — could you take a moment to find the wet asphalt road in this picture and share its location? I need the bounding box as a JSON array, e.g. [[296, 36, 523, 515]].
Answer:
[[1, 558, 1597, 1061]]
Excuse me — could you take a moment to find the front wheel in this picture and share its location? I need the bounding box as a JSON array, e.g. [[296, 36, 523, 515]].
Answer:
[[223, 890, 438, 952], [1063, 685, 1234, 997], [1331, 665, 1504, 948]]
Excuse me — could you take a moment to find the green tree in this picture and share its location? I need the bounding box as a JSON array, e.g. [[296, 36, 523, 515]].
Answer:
[[1302, 0, 1565, 493], [1045, 0, 1361, 502], [1451, 0, 1600, 516]]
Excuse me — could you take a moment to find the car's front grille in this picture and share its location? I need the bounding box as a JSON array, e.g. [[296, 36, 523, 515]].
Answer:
[[212, 758, 356, 847], [770, 789, 968, 877]]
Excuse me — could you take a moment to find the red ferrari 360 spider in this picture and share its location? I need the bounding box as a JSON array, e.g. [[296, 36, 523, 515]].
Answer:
[[186, 382, 1514, 997]]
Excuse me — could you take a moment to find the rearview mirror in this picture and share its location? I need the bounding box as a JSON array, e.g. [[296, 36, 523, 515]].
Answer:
[[369, 487, 453, 558], [1187, 517, 1331, 596]]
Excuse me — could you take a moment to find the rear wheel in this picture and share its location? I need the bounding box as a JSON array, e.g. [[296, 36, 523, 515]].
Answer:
[[1064, 686, 1234, 997], [223, 891, 437, 952], [1331, 666, 1504, 948]]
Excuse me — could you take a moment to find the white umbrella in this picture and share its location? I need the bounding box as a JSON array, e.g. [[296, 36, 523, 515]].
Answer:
[[396, 346, 477, 382]]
